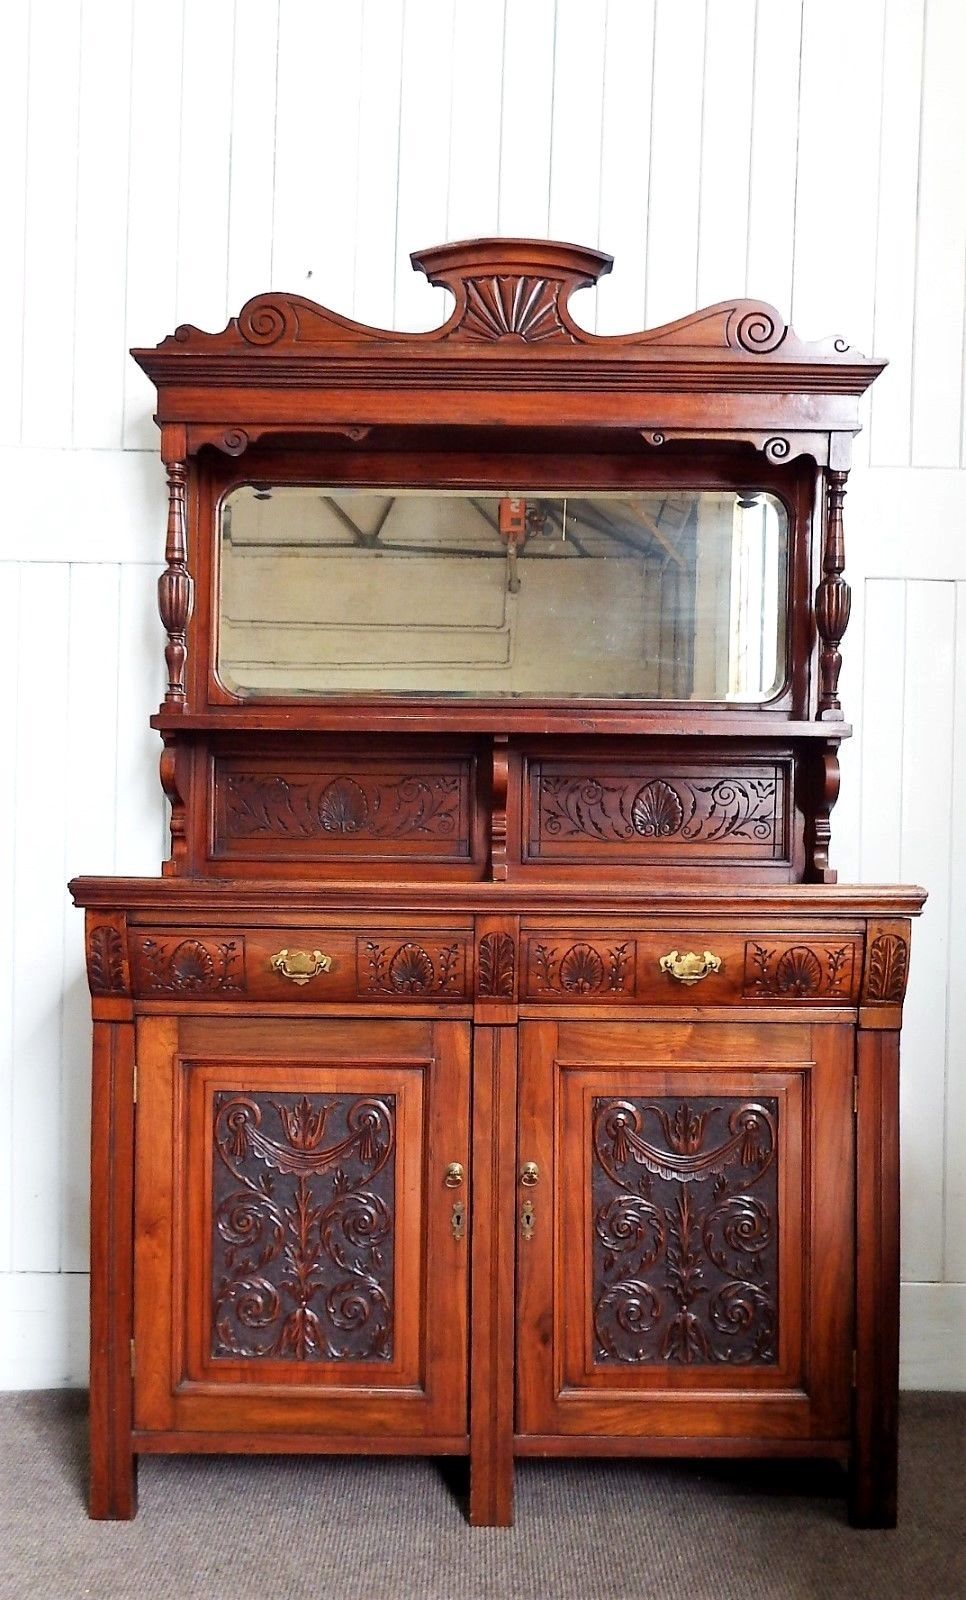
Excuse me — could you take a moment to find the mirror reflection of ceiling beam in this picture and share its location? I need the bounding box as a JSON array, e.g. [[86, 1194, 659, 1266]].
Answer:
[[321, 495, 395, 548]]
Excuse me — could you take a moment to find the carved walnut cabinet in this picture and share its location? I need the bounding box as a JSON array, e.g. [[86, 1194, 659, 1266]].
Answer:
[[71, 239, 923, 1528]]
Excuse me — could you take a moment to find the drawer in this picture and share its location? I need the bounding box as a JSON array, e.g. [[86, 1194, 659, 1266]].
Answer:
[[129, 925, 473, 1002], [519, 927, 863, 1004]]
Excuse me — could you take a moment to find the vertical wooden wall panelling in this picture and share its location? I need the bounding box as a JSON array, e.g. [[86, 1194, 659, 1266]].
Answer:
[[0, 568, 23, 1275], [696, 0, 756, 310], [393, 0, 457, 333], [446, 0, 506, 245], [0, 0, 29, 443], [911, 0, 966, 467], [793, 0, 885, 470], [897, 580, 956, 1282], [869, 0, 925, 468], [745, 0, 803, 315], [594, 0, 655, 337], [122, 0, 186, 450], [11, 565, 71, 1273], [353, 0, 406, 329], [645, 0, 707, 328], [547, 0, 607, 331], [176, 0, 236, 338], [226, 0, 281, 316], [944, 582, 966, 1282], [72, 0, 135, 451], [497, 0, 556, 239], [20, 0, 83, 448], [61, 566, 123, 1275]]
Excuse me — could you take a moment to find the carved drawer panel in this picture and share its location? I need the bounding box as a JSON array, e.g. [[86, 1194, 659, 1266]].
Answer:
[[520, 928, 862, 1004], [524, 758, 791, 866], [131, 928, 473, 1002], [211, 753, 478, 866]]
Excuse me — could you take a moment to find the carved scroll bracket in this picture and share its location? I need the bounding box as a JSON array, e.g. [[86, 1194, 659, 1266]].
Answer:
[[801, 747, 841, 885], [159, 733, 188, 874], [816, 469, 851, 720], [158, 458, 193, 708], [490, 735, 510, 882]]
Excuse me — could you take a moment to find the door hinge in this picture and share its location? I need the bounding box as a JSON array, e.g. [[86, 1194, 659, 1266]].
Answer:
[[130, 1337, 136, 1379], [852, 1074, 859, 1115], [132, 1061, 138, 1105], [851, 1348, 858, 1387]]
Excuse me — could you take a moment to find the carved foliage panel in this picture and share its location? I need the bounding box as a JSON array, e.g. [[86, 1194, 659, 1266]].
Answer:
[[743, 940, 858, 1000], [527, 762, 789, 863], [213, 759, 474, 861], [592, 1095, 779, 1366], [211, 1090, 395, 1363]]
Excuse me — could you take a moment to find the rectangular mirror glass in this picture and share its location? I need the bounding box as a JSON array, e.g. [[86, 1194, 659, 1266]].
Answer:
[[218, 487, 788, 700]]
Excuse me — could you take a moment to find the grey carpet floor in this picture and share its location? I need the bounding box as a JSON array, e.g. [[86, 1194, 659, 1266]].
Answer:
[[0, 1394, 963, 1600]]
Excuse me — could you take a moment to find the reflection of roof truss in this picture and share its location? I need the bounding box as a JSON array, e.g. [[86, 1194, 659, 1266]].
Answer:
[[230, 493, 702, 562]]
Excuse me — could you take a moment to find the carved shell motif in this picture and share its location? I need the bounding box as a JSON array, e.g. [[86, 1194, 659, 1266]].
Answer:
[[774, 946, 823, 996], [317, 777, 369, 834], [631, 780, 685, 838], [388, 943, 435, 994], [459, 276, 571, 343], [559, 943, 605, 994]]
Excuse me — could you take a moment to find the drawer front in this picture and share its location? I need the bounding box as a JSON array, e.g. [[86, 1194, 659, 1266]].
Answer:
[[520, 928, 862, 1005], [130, 926, 473, 1002]]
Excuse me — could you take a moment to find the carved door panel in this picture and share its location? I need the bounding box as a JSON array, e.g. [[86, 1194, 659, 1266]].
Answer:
[[134, 1016, 469, 1441], [516, 1019, 854, 1442]]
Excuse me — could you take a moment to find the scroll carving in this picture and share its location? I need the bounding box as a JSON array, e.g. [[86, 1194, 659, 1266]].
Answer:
[[158, 460, 192, 707], [211, 1091, 394, 1362], [136, 937, 244, 994], [535, 771, 782, 854], [592, 1096, 778, 1365], [864, 934, 909, 1002], [478, 932, 515, 999], [222, 771, 466, 844], [744, 940, 856, 999]]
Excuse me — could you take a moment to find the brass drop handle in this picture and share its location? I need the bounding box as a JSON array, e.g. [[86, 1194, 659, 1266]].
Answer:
[[271, 948, 333, 986], [444, 1162, 466, 1242], [658, 950, 722, 986], [520, 1160, 539, 1240]]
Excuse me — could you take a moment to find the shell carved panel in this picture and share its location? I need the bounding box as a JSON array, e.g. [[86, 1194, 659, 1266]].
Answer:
[[211, 1091, 395, 1362], [214, 760, 473, 861], [592, 1096, 779, 1365], [358, 939, 469, 999], [743, 941, 857, 1000], [135, 937, 245, 995], [529, 764, 787, 862], [526, 940, 635, 999]]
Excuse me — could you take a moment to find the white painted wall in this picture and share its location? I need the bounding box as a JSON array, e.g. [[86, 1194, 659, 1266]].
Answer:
[[1, 0, 963, 1388]]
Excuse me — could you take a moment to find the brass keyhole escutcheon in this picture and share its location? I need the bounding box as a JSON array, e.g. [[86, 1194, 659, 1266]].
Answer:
[[521, 1198, 536, 1242], [450, 1200, 466, 1243], [444, 1162, 464, 1189], [520, 1161, 539, 1187]]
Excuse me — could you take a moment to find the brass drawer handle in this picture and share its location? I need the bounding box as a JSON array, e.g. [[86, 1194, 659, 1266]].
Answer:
[[270, 948, 333, 985], [659, 950, 722, 986]]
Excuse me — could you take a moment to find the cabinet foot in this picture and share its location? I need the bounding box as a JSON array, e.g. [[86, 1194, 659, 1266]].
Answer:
[[89, 1452, 138, 1520], [847, 1448, 897, 1529], [468, 1453, 514, 1527]]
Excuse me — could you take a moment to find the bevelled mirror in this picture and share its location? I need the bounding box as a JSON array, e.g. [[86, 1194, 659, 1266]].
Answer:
[[218, 486, 788, 700]]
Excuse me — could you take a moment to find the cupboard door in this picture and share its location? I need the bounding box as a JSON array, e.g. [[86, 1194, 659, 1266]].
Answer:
[[517, 1019, 853, 1443], [134, 1016, 469, 1442]]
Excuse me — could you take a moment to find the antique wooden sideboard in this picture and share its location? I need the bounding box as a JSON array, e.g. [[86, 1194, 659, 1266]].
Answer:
[[71, 239, 923, 1528]]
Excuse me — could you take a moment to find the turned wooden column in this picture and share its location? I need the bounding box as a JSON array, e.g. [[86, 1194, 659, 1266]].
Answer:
[[816, 468, 851, 720]]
